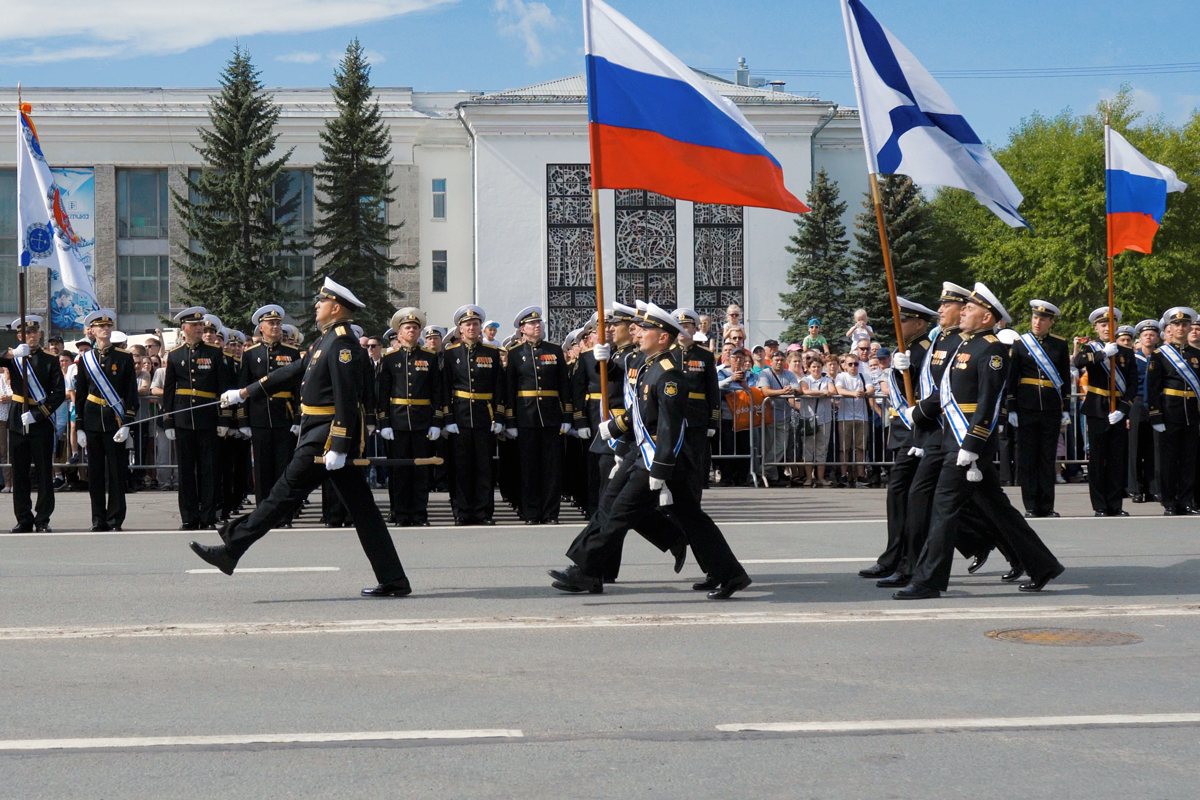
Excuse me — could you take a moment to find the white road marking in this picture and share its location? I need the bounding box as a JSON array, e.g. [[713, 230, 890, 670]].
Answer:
[[0, 729, 524, 752], [185, 567, 340, 574], [717, 713, 1200, 734], [2, 603, 1197, 642], [742, 558, 876, 564]]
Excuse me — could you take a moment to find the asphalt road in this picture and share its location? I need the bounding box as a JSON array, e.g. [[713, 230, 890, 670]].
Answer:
[[2, 486, 1199, 798]]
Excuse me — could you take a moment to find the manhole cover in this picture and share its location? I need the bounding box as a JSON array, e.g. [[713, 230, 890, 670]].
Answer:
[[986, 628, 1143, 647]]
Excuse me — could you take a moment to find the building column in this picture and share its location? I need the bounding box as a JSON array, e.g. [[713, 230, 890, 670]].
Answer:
[[93, 164, 117, 310], [391, 163, 420, 307]]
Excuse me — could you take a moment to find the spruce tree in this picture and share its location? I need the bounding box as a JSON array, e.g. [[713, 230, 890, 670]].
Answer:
[[848, 175, 937, 345], [311, 40, 407, 337], [172, 46, 294, 330], [779, 168, 850, 343]]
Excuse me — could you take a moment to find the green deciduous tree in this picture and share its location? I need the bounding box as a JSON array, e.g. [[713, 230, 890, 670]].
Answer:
[[172, 46, 294, 330], [779, 168, 851, 343], [310, 40, 408, 337]]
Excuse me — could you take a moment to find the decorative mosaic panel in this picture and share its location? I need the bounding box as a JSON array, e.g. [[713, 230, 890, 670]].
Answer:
[[693, 203, 744, 327], [615, 190, 677, 308], [546, 165, 597, 342]]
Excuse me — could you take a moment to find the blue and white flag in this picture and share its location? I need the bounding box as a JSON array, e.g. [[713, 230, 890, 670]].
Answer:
[[840, 0, 1030, 228]]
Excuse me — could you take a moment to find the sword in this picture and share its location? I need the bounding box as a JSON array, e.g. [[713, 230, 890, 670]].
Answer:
[[310, 456, 444, 467], [121, 398, 228, 427]]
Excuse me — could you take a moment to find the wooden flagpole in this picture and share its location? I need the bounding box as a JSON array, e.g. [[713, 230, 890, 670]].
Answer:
[[584, 2, 610, 422], [868, 174, 915, 405], [16, 83, 31, 431], [1104, 103, 1118, 414]]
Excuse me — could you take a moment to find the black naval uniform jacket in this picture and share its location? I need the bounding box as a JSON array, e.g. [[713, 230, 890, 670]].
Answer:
[[886, 337, 932, 451], [0, 346, 66, 426], [246, 321, 366, 455], [1146, 343, 1200, 427], [161, 341, 231, 431], [912, 329, 1009, 457], [673, 342, 720, 434], [1007, 332, 1070, 413], [239, 340, 301, 429], [378, 344, 444, 432], [571, 348, 605, 431], [73, 346, 139, 433], [505, 339, 571, 428], [1073, 342, 1137, 418], [911, 327, 964, 452], [442, 340, 505, 430], [630, 348, 688, 481]]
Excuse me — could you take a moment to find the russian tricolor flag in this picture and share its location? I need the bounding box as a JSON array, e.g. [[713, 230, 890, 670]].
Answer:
[[583, 0, 807, 213], [1106, 126, 1187, 258]]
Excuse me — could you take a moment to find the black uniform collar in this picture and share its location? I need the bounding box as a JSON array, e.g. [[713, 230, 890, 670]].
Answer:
[[644, 348, 671, 366], [321, 317, 353, 335]]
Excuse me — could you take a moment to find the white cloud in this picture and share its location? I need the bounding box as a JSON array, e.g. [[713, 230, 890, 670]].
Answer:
[[0, 0, 454, 64], [277, 51, 325, 64], [493, 0, 562, 66], [276, 49, 388, 66]]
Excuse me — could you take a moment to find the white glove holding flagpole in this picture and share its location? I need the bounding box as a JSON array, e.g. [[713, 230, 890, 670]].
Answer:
[[891, 351, 910, 371], [112, 426, 130, 444], [1108, 409, 1125, 425], [1102, 342, 1120, 357], [593, 343, 611, 362], [12, 344, 30, 359]]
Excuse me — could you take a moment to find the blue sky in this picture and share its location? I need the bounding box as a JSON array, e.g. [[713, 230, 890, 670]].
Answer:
[[3, 0, 1198, 145]]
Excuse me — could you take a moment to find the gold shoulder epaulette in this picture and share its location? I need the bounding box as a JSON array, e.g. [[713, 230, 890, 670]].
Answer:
[[335, 325, 348, 337], [917, 340, 932, 351], [482, 341, 500, 349], [445, 342, 461, 350], [1049, 333, 1066, 341], [169, 343, 187, 353], [244, 342, 262, 352], [420, 346, 437, 355], [658, 359, 674, 371], [984, 334, 1000, 343]]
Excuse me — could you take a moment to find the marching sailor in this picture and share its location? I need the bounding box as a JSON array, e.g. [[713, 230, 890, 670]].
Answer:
[[1146, 307, 1200, 515]]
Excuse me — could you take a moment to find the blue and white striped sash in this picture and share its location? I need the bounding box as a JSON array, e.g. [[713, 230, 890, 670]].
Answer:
[[629, 363, 686, 469], [1018, 333, 1063, 391], [1090, 341, 1127, 395], [888, 367, 911, 429], [16, 354, 46, 404], [82, 349, 125, 419], [1161, 345, 1200, 397]]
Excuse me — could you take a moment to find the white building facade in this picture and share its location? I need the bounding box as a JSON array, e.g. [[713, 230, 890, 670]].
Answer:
[[0, 75, 863, 344]]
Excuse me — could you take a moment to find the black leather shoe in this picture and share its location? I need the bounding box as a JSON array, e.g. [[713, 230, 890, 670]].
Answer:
[[858, 563, 891, 579], [1164, 508, 1178, 516], [34, 524, 51, 532], [180, 523, 198, 531], [415, 519, 431, 527], [671, 543, 687, 574], [707, 572, 752, 600], [9, 523, 33, 533], [1045, 511, 1060, 518], [1024, 511, 1037, 518], [1184, 508, 1200, 516], [692, 575, 720, 591], [893, 584, 940, 600], [876, 573, 910, 588], [1094, 511, 1108, 517], [1131, 493, 1146, 504], [1112, 510, 1129, 517], [111, 526, 123, 532], [89, 524, 110, 532], [524, 519, 539, 525], [1019, 563, 1065, 593], [967, 553, 989, 574], [548, 565, 602, 594], [362, 581, 412, 597], [1001, 566, 1026, 583], [480, 518, 495, 526], [188, 541, 238, 575]]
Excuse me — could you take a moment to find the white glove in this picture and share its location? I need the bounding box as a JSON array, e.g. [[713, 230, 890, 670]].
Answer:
[[491, 422, 504, 435], [967, 466, 983, 483], [899, 407, 915, 428], [707, 428, 716, 438], [1061, 412, 1071, 428], [77, 430, 88, 448], [1153, 423, 1166, 433], [1103, 342, 1120, 357], [659, 486, 674, 507], [445, 423, 460, 435], [1108, 410, 1125, 425], [217, 426, 229, 438], [289, 424, 301, 436], [956, 449, 979, 469], [323, 450, 347, 471], [427, 426, 441, 441], [220, 389, 245, 407], [113, 426, 130, 444], [379, 427, 394, 441], [238, 427, 251, 439], [21, 411, 36, 427], [506, 427, 518, 439], [907, 447, 924, 457], [12, 344, 30, 358], [649, 476, 666, 491], [599, 419, 617, 440], [1008, 412, 1018, 428], [593, 343, 611, 362], [891, 351, 911, 371], [165, 428, 176, 441], [559, 423, 572, 436], [609, 455, 623, 479], [576, 427, 591, 440]]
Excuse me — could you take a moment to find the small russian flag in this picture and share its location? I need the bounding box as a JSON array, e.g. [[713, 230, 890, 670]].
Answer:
[[1106, 127, 1187, 258], [583, 0, 807, 213]]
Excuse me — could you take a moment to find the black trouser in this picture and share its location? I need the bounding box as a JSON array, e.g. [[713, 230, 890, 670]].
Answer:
[[388, 430, 432, 522], [1016, 409, 1061, 516], [452, 427, 494, 521], [1132, 419, 1157, 498], [880, 447, 919, 572], [911, 453, 1059, 592], [223, 441, 407, 584], [567, 453, 687, 582], [9, 420, 55, 528], [251, 427, 296, 506], [585, 444, 603, 517], [219, 435, 251, 519], [175, 427, 218, 527], [1086, 417, 1128, 514], [1158, 422, 1199, 512], [684, 427, 711, 499], [85, 430, 127, 528], [569, 459, 742, 584], [518, 426, 563, 521]]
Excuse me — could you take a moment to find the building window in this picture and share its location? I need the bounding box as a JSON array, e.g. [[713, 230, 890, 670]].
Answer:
[[615, 189, 676, 308], [432, 250, 448, 292], [118, 255, 170, 314], [432, 179, 446, 220], [546, 164, 595, 343], [0, 169, 16, 314], [274, 254, 315, 310], [693, 203, 744, 327], [117, 169, 169, 239], [272, 170, 316, 316]]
